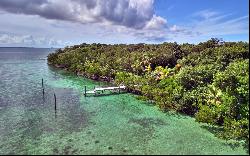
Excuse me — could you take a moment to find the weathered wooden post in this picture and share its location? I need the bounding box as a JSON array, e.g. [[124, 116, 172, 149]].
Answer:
[[84, 86, 87, 97], [54, 93, 57, 110], [42, 78, 45, 101], [42, 78, 44, 88], [119, 86, 120, 94]]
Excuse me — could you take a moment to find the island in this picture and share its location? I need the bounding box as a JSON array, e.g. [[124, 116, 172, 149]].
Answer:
[[47, 38, 249, 146]]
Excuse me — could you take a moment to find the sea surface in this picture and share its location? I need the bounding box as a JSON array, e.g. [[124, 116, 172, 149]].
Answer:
[[0, 47, 247, 154]]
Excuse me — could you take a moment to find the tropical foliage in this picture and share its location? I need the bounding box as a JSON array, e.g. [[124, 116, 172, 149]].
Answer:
[[48, 39, 249, 142]]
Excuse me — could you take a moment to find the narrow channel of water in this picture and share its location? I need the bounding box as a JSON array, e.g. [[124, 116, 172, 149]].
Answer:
[[0, 48, 247, 154]]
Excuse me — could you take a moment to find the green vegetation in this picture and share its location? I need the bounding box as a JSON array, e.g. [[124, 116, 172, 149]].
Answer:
[[48, 38, 249, 143]]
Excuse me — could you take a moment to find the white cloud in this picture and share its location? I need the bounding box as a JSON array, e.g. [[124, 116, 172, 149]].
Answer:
[[169, 25, 181, 32], [0, 2, 248, 46], [0, 0, 167, 30], [193, 9, 219, 19], [144, 15, 167, 30], [192, 12, 249, 36], [0, 0, 171, 43], [163, 10, 249, 43], [0, 33, 65, 47]]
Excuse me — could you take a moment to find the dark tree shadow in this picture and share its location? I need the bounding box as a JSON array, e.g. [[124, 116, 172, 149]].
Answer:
[[200, 124, 224, 136], [85, 91, 128, 97], [244, 141, 249, 154], [201, 124, 249, 154]]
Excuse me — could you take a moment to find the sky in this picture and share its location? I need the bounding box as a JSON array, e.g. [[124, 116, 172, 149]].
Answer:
[[0, 0, 248, 47]]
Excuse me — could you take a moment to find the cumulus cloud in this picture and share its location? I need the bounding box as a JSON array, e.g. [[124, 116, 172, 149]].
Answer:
[[0, 0, 166, 29], [144, 15, 167, 30]]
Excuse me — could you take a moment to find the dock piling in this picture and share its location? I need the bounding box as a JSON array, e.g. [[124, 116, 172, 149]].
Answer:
[[84, 86, 87, 97], [42, 78, 44, 88], [54, 93, 57, 110]]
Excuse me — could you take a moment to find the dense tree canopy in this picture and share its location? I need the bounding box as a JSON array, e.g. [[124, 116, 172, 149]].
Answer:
[[48, 39, 249, 142]]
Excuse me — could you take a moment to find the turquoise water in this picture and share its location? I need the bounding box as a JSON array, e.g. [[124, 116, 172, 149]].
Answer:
[[0, 48, 247, 155]]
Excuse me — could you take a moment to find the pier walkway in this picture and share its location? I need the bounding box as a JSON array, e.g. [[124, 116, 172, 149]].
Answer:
[[84, 85, 126, 96]]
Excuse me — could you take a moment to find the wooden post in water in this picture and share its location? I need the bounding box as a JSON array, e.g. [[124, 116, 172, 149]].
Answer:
[[118, 86, 120, 94], [54, 93, 57, 110], [42, 78, 44, 88], [84, 86, 87, 97], [54, 92, 57, 119], [94, 86, 96, 96], [42, 78, 45, 101]]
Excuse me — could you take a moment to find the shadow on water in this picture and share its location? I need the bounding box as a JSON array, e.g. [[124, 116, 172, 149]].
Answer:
[[244, 141, 249, 154], [128, 117, 167, 129], [224, 140, 249, 154], [200, 124, 224, 135], [47, 65, 107, 87], [85, 91, 128, 97], [39, 66, 250, 154], [201, 124, 249, 154], [161, 109, 192, 120], [47, 65, 72, 80]]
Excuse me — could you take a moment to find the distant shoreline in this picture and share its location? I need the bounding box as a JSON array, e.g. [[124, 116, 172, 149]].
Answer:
[[0, 47, 59, 49]]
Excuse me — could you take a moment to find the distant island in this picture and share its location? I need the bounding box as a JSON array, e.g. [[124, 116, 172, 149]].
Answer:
[[48, 38, 249, 145], [0, 47, 58, 49]]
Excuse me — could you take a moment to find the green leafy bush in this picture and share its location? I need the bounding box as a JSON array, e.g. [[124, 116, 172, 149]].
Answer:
[[48, 39, 249, 141]]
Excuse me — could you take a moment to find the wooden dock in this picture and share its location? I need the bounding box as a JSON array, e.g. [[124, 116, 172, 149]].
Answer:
[[84, 85, 126, 96]]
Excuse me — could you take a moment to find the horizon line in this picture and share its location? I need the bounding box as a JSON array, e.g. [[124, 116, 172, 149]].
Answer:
[[0, 39, 248, 49]]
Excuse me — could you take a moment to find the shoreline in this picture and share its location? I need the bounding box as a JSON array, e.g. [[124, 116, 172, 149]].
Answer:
[[46, 40, 249, 145], [50, 63, 144, 95], [47, 62, 249, 153]]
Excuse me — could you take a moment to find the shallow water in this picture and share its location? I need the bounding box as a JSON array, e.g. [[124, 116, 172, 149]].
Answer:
[[0, 48, 247, 155]]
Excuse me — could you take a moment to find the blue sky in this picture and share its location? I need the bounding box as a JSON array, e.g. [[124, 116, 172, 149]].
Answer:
[[154, 0, 249, 41], [0, 0, 248, 47]]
